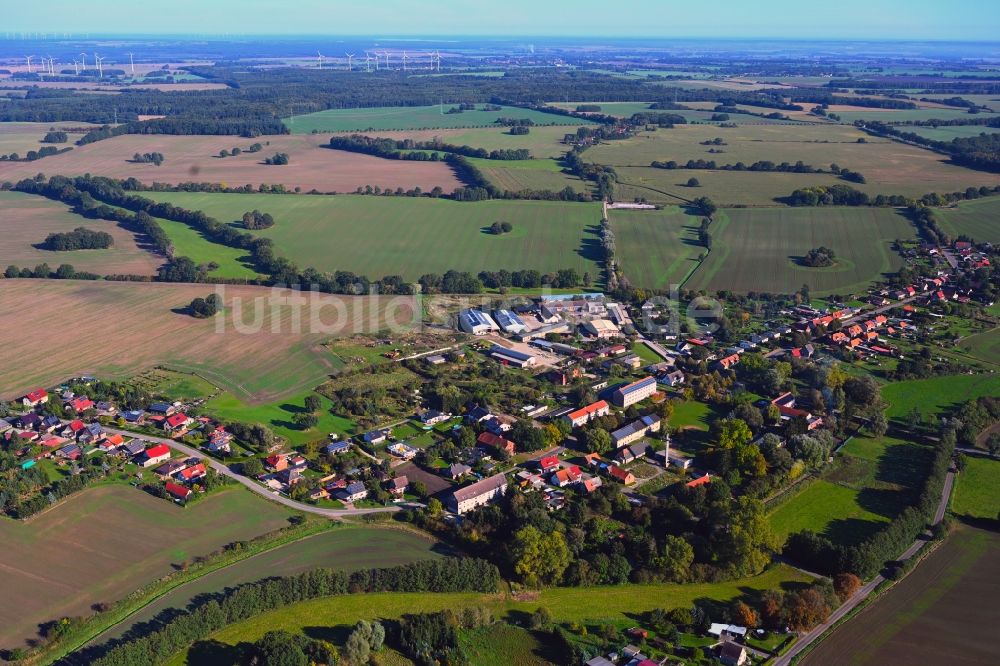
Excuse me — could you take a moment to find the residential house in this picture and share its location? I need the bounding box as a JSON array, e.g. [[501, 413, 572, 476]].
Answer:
[[95, 401, 116, 416], [265, 454, 288, 471], [77, 422, 105, 445], [563, 400, 610, 427], [538, 455, 561, 473], [447, 462, 472, 480], [718, 642, 748, 666], [607, 465, 636, 485], [66, 396, 94, 412], [362, 429, 389, 445], [582, 477, 603, 493], [323, 440, 351, 455], [22, 388, 49, 407], [122, 409, 145, 424], [465, 405, 493, 424], [715, 354, 741, 371], [99, 433, 125, 453], [38, 415, 61, 433], [662, 369, 685, 386], [550, 465, 582, 487], [419, 409, 451, 426], [164, 481, 192, 501], [207, 426, 233, 454], [611, 376, 658, 408], [178, 462, 207, 483], [667, 453, 692, 470], [387, 442, 418, 460], [39, 433, 67, 448], [154, 460, 189, 479], [147, 402, 176, 417], [339, 481, 368, 502], [62, 419, 85, 438], [18, 412, 41, 430], [139, 443, 171, 468], [122, 439, 146, 457], [686, 473, 711, 488], [56, 443, 82, 460], [163, 412, 192, 433], [385, 475, 409, 498], [611, 414, 661, 448], [277, 467, 304, 488], [614, 441, 650, 465], [477, 431, 515, 456], [448, 472, 508, 514]]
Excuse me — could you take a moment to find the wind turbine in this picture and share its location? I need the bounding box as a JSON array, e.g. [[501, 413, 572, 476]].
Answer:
[[345, 52, 354, 71], [25, 55, 33, 73], [402, 51, 408, 72], [316, 51, 324, 68], [72, 59, 79, 75], [434, 51, 441, 72], [384, 51, 391, 70], [47, 56, 55, 75], [127, 52, 135, 75], [94, 54, 104, 77], [373, 51, 380, 71], [364, 52, 372, 72], [79, 52, 87, 70]]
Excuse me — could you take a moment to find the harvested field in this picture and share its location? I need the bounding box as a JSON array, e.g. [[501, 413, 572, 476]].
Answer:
[[609, 206, 705, 289], [803, 526, 1000, 666], [0, 121, 99, 155], [283, 104, 589, 133], [0, 485, 294, 651], [686, 207, 914, 296], [590, 123, 1000, 204], [936, 196, 1000, 243], [143, 192, 604, 280], [0, 280, 412, 403], [0, 133, 463, 193], [0, 191, 163, 275], [92, 526, 443, 645]]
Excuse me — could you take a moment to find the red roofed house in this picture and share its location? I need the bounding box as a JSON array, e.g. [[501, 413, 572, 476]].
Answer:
[[716, 353, 740, 370], [550, 465, 582, 487], [66, 396, 94, 412], [874, 315, 888, 326], [265, 454, 288, 472], [686, 473, 711, 488], [848, 338, 862, 348], [99, 433, 125, 452], [847, 324, 863, 337], [164, 481, 192, 501], [830, 331, 849, 344], [477, 431, 516, 456], [163, 412, 192, 433], [608, 465, 636, 485], [63, 419, 86, 437], [140, 443, 171, 468], [22, 388, 48, 407], [538, 455, 561, 473], [563, 400, 610, 428], [178, 463, 207, 483]]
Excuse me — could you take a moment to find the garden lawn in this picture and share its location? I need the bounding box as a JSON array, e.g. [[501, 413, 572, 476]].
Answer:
[[952, 456, 1000, 520], [143, 192, 603, 280], [669, 400, 714, 431], [768, 480, 891, 546], [204, 391, 357, 445]]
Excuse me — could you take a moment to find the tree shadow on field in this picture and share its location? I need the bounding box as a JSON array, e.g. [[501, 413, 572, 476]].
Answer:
[[824, 517, 884, 547], [577, 224, 604, 263], [187, 639, 243, 666]]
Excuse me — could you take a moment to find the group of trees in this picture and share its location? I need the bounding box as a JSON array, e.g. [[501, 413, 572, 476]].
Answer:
[[4, 262, 100, 281], [131, 152, 165, 166], [488, 220, 512, 235], [241, 209, 275, 229], [187, 293, 221, 318], [41, 130, 68, 143], [801, 246, 837, 268], [0, 145, 70, 161], [330, 134, 532, 161], [89, 558, 499, 666], [263, 152, 290, 165], [43, 226, 114, 251]]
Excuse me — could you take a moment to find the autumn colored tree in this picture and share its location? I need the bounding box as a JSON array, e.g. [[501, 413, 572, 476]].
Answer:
[[731, 601, 760, 629], [833, 572, 862, 602], [783, 587, 831, 631]]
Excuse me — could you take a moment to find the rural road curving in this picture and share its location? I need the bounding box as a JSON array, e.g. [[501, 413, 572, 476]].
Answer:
[[774, 470, 956, 666], [104, 427, 407, 518]]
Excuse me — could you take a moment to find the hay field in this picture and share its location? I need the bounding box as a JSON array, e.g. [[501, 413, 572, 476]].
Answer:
[[0, 280, 410, 403], [0, 191, 163, 275], [686, 207, 914, 295], [0, 486, 294, 650], [0, 133, 463, 193], [609, 206, 706, 289], [143, 192, 604, 280], [588, 123, 1000, 202], [936, 196, 1000, 243], [283, 104, 588, 133]]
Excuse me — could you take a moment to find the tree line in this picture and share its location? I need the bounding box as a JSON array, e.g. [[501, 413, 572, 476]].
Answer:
[[328, 133, 532, 161]]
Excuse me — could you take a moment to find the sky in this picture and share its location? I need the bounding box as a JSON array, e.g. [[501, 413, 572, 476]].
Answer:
[[3, 0, 999, 41]]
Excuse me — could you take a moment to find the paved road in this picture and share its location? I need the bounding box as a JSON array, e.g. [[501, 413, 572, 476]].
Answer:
[[104, 427, 405, 518], [840, 292, 924, 325], [775, 470, 955, 666]]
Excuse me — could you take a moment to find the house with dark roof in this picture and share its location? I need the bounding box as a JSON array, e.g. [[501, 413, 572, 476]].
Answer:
[[614, 441, 650, 465], [447, 462, 472, 480], [611, 376, 657, 407], [154, 460, 189, 479], [339, 481, 368, 502], [324, 440, 351, 455], [385, 475, 409, 497], [718, 642, 747, 666], [611, 415, 661, 448], [122, 439, 146, 457], [147, 402, 176, 416], [448, 473, 508, 514]]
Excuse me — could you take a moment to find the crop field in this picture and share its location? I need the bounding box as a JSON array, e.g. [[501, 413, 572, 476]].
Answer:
[[345, 124, 579, 159], [685, 208, 913, 296], [283, 104, 588, 133], [0, 133, 462, 194], [951, 457, 1000, 520], [828, 106, 998, 124], [609, 206, 706, 288], [0, 191, 163, 275], [0, 485, 294, 650], [143, 192, 604, 280], [204, 391, 357, 445], [803, 526, 1000, 666], [169, 564, 811, 665], [906, 125, 1000, 142], [470, 157, 590, 193], [0, 280, 410, 403], [883, 374, 1000, 421], [589, 123, 999, 203], [936, 196, 1000, 243], [95, 526, 443, 645]]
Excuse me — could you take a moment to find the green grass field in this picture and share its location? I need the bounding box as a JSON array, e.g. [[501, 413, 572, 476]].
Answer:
[[831, 107, 997, 124], [610, 206, 706, 288], [952, 457, 1000, 520], [469, 157, 590, 193], [95, 526, 442, 644], [958, 328, 1000, 367], [768, 480, 892, 545], [669, 400, 715, 431], [0, 485, 295, 650], [168, 564, 811, 665], [936, 197, 1000, 244], [284, 104, 590, 133], [905, 125, 1000, 142], [155, 215, 259, 279], [144, 192, 603, 281], [883, 374, 1000, 421], [686, 207, 914, 296], [128, 368, 220, 401], [460, 625, 554, 666], [204, 390, 356, 445]]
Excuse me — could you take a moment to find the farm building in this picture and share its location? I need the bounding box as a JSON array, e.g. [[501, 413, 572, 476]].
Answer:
[[564, 400, 610, 427], [493, 309, 529, 334], [448, 472, 508, 515], [489, 344, 538, 368], [611, 376, 657, 408], [583, 318, 621, 339], [458, 308, 499, 335]]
